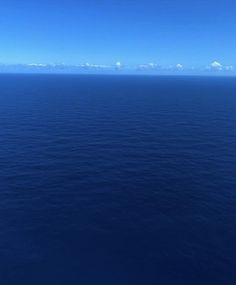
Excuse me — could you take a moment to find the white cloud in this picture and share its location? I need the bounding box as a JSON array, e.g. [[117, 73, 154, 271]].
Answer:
[[79, 63, 111, 69], [2, 61, 234, 74], [210, 61, 223, 70], [207, 61, 234, 72], [27, 63, 48, 67], [115, 62, 122, 69], [137, 63, 160, 70], [225, 65, 234, 71], [176, 64, 183, 70]]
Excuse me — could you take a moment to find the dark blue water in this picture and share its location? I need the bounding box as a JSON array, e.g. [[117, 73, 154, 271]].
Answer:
[[0, 74, 236, 285]]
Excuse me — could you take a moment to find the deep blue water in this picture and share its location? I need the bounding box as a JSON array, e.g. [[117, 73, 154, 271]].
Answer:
[[0, 74, 236, 285]]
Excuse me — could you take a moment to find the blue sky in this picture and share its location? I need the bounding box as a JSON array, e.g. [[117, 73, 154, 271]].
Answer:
[[0, 0, 236, 72]]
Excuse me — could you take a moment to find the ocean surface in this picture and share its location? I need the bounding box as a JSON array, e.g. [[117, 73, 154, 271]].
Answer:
[[0, 74, 236, 285]]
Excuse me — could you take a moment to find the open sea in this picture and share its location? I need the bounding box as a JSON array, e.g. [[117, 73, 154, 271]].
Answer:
[[0, 74, 236, 285]]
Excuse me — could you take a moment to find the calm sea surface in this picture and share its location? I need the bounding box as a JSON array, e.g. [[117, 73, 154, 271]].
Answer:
[[0, 74, 236, 285]]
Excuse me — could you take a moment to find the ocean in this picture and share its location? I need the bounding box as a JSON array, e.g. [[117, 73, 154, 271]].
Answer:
[[0, 74, 236, 285]]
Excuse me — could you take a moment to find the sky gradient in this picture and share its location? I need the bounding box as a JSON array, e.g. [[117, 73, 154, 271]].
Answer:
[[1, 0, 236, 73]]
